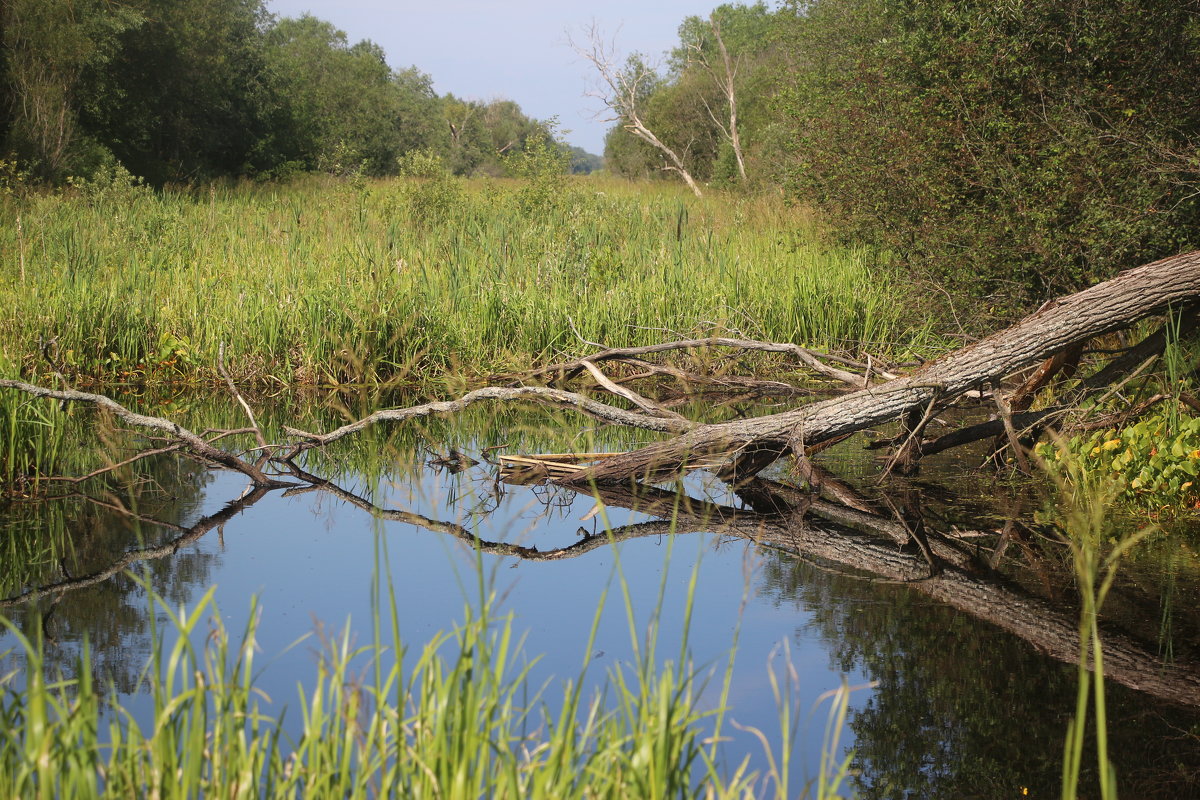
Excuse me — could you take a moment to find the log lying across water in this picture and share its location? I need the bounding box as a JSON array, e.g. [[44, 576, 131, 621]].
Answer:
[[2, 251, 1198, 489], [562, 250, 1200, 484], [5, 252, 1200, 712]]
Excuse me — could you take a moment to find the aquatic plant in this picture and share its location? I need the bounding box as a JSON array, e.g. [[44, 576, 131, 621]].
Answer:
[[1037, 413, 1200, 510]]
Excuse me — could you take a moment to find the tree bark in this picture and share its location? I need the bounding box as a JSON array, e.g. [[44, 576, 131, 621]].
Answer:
[[565, 250, 1200, 485]]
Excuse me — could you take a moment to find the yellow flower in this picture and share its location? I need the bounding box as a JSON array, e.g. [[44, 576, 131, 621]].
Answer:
[[1102, 439, 1122, 451]]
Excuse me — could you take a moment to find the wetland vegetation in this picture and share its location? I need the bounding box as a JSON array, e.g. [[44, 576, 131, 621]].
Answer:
[[0, 174, 932, 388], [3, 0, 1200, 797]]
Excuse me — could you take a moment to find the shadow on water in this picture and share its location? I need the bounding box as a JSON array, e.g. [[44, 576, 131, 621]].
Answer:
[[2, 395, 1200, 797]]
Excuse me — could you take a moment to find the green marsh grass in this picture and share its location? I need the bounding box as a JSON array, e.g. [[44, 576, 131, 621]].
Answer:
[[1037, 438, 1156, 800], [0, 358, 70, 496], [0, 176, 937, 387]]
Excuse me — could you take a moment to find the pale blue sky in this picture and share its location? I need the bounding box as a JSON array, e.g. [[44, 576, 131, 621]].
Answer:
[[266, 0, 720, 154]]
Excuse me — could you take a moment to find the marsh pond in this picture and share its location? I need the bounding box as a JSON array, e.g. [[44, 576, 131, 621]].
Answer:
[[2, 391, 1199, 798]]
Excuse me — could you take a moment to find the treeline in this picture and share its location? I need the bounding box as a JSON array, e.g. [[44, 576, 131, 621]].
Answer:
[[0, 0, 592, 185], [606, 0, 1200, 305], [7, 0, 1200, 305]]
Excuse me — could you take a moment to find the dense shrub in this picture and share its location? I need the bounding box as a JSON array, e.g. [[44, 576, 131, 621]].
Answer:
[[775, 0, 1200, 311]]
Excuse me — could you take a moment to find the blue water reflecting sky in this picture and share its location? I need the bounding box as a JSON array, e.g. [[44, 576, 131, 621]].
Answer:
[[6, 435, 1200, 795], [176, 463, 871, 786]]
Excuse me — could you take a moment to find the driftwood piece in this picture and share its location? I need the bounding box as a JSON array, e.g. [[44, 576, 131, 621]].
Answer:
[[577, 360, 687, 422], [564, 251, 1200, 484]]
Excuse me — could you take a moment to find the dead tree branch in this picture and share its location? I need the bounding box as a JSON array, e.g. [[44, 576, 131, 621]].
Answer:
[[516, 336, 884, 387], [570, 23, 704, 196], [0, 380, 291, 488], [687, 13, 747, 181], [281, 385, 695, 453], [5, 253, 1198, 497], [218, 342, 267, 451]]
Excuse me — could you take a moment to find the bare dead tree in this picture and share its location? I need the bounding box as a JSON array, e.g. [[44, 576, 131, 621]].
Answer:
[[686, 14, 747, 182], [444, 98, 475, 148], [570, 23, 704, 197]]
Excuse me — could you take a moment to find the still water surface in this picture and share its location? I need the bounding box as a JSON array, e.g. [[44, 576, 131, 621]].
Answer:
[[2, 402, 1199, 798]]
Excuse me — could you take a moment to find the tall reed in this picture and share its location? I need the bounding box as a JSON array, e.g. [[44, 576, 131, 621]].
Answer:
[[1037, 437, 1155, 800], [0, 175, 938, 387], [0, 358, 68, 496]]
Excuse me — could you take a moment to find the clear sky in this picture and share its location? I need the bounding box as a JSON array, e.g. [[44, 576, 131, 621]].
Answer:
[[265, 0, 718, 155]]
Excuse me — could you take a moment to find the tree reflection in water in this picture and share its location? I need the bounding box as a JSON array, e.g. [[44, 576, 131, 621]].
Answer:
[[3, 454, 1199, 797], [1, 455, 221, 695]]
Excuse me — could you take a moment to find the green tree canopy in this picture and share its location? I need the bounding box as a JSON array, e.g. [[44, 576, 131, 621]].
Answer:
[[774, 0, 1200, 305], [1, 2, 559, 184], [1, 0, 143, 181]]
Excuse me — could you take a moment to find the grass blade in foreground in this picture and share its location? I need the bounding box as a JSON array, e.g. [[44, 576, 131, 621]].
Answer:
[[0, 546, 860, 798]]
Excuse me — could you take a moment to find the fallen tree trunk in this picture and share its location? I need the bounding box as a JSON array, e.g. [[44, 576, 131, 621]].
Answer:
[[565, 250, 1200, 484], [4, 252, 1198, 494]]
